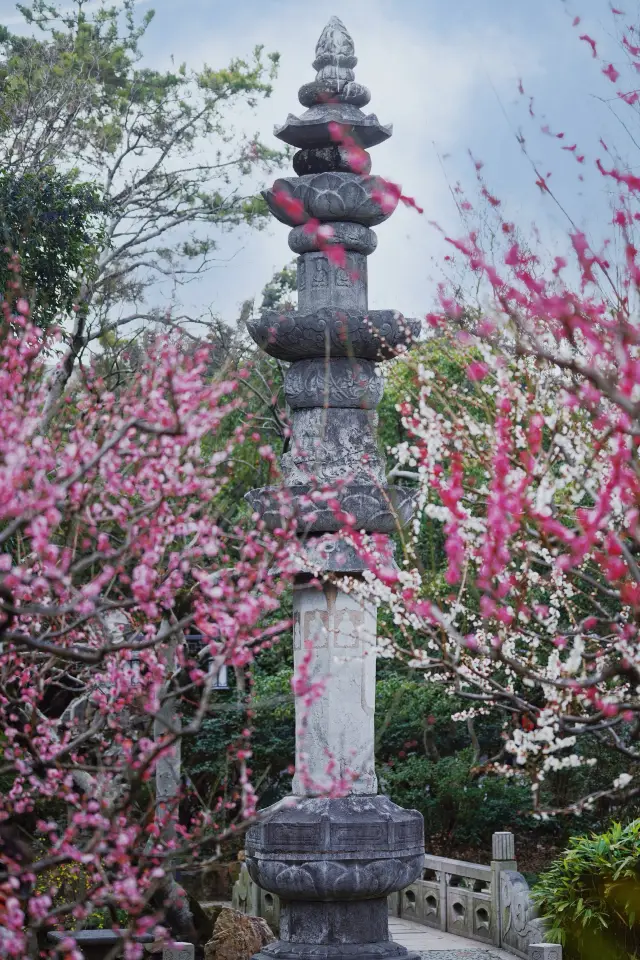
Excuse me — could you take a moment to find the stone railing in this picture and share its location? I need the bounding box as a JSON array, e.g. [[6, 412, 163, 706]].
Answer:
[[233, 831, 560, 959], [389, 832, 550, 958]]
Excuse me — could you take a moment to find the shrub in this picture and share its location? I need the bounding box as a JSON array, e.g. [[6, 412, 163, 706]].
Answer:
[[379, 750, 533, 850], [533, 820, 640, 960]]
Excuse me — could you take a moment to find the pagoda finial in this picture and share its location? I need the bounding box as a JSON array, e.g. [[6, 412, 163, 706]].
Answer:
[[314, 16, 356, 65]]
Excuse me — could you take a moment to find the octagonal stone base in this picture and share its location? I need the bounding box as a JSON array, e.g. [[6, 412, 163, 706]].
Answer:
[[247, 797, 423, 960]]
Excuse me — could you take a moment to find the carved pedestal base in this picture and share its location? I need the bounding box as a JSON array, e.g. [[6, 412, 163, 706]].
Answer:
[[246, 798, 423, 960]]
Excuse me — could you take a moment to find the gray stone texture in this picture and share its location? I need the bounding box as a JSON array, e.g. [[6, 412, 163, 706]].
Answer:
[[247, 795, 423, 867], [285, 359, 383, 410], [288, 222, 377, 256], [298, 79, 371, 108], [162, 947, 195, 960], [491, 833, 516, 862], [256, 943, 416, 960], [291, 583, 378, 795], [246, 309, 420, 362], [293, 146, 373, 176], [298, 251, 368, 315], [296, 535, 393, 573], [265, 173, 396, 227], [282, 408, 385, 486], [418, 954, 500, 960], [245, 483, 416, 534], [499, 871, 548, 960], [528, 948, 562, 960]]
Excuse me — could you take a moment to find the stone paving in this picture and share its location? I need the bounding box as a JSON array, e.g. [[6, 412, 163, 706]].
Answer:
[[419, 954, 503, 959], [390, 916, 512, 959]]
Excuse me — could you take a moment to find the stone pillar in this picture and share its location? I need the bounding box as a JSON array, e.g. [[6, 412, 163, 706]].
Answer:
[[245, 16, 423, 960], [292, 582, 377, 796]]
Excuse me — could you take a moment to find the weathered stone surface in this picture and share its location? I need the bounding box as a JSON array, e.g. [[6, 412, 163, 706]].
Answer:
[[265, 173, 396, 227], [249, 855, 425, 901], [492, 832, 515, 862], [49, 930, 155, 960], [275, 107, 391, 151], [298, 78, 371, 108], [295, 18, 371, 110], [245, 483, 415, 534], [204, 907, 275, 960], [297, 251, 367, 315], [254, 940, 416, 960], [288, 221, 377, 256], [282, 408, 385, 486], [161, 946, 194, 960], [285, 358, 383, 410], [528, 947, 562, 960], [499, 871, 548, 959], [290, 582, 378, 795], [313, 16, 356, 67], [296, 535, 394, 573], [246, 309, 420, 362], [246, 795, 424, 863], [293, 146, 372, 176]]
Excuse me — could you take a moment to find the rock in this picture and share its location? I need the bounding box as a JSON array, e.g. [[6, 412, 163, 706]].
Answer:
[[204, 907, 275, 960]]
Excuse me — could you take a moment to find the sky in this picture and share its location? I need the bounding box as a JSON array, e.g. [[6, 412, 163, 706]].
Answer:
[[1, 0, 637, 325]]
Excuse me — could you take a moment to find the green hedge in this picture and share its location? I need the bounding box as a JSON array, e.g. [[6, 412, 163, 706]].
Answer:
[[533, 820, 640, 960]]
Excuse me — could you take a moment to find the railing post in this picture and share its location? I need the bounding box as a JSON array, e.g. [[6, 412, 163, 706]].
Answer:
[[491, 831, 517, 947], [528, 946, 562, 960], [438, 867, 448, 932]]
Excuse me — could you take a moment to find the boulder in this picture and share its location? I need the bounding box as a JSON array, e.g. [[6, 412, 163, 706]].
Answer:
[[204, 907, 275, 960]]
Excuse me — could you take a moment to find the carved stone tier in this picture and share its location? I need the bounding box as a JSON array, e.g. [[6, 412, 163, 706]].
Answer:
[[293, 146, 373, 176], [247, 796, 424, 888], [245, 484, 415, 534], [298, 251, 367, 315], [298, 79, 372, 109], [275, 107, 391, 151], [265, 174, 397, 228], [288, 222, 377, 256], [246, 309, 420, 362], [282, 409, 385, 486], [296, 536, 393, 574], [285, 359, 383, 409]]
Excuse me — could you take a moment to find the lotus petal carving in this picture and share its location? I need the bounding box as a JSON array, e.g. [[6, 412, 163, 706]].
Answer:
[[246, 309, 420, 362], [264, 173, 397, 228]]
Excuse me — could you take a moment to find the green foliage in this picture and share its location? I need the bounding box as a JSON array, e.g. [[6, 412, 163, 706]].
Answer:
[[34, 861, 129, 929], [376, 674, 532, 848], [184, 662, 295, 819], [0, 168, 106, 326], [380, 750, 533, 849], [533, 820, 640, 960], [260, 262, 297, 312], [0, 0, 286, 334]]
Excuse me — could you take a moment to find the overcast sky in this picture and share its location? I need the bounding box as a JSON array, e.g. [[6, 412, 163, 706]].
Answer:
[[1, 0, 636, 324]]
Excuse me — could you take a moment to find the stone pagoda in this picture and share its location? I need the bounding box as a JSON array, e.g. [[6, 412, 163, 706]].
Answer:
[[244, 16, 424, 960]]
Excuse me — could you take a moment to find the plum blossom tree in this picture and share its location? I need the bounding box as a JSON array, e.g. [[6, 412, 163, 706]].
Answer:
[[0, 289, 297, 956], [333, 6, 640, 817]]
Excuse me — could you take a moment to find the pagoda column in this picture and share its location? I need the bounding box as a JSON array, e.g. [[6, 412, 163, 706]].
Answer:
[[245, 16, 423, 960]]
